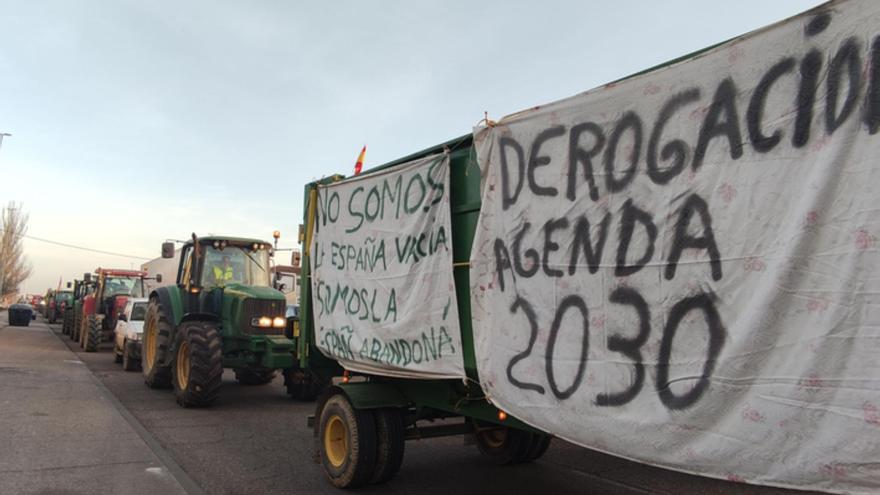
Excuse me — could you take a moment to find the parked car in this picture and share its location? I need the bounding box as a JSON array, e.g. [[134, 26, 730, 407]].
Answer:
[[113, 298, 147, 371], [8, 304, 34, 326]]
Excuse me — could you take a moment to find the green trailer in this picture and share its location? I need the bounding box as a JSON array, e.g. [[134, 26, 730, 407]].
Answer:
[[141, 235, 300, 407], [298, 136, 551, 488]]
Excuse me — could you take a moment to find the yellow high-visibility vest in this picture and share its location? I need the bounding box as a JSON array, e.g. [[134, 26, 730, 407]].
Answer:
[[213, 265, 233, 283]]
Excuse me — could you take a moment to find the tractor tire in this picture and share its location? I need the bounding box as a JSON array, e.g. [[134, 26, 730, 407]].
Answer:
[[284, 367, 328, 401], [142, 299, 173, 389], [474, 422, 534, 465], [78, 312, 91, 349], [62, 310, 72, 335], [233, 368, 277, 385], [317, 392, 378, 489], [123, 341, 140, 372], [84, 315, 101, 352], [72, 306, 82, 342], [370, 408, 405, 485], [171, 321, 223, 408]]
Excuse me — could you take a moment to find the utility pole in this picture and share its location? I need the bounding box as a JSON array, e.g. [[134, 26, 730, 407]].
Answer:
[[0, 133, 10, 150]]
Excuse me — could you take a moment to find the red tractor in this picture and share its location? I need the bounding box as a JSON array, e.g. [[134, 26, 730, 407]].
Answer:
[[78, 268, 150, 352]]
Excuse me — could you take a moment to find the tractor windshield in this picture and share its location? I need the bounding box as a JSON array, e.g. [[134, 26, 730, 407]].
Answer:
[[202, 245, 271, 288], [104, 277, 146, 298]]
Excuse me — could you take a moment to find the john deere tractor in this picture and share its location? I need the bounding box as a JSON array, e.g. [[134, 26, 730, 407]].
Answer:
[[141, 235, 294, 407], [78, 269, 150, 352]]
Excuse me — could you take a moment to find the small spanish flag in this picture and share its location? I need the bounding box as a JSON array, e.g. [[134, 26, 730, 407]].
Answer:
[[354, 145, 366, 175]]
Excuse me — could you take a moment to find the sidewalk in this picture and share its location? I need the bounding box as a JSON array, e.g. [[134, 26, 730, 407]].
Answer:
[[0, 311, 189, 495]]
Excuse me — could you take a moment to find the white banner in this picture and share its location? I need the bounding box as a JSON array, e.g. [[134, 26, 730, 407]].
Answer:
[[470, 1, 880, 493], [311, 154, 465, 379]]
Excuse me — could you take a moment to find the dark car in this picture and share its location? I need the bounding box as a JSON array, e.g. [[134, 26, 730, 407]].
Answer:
[[8, 304, 34, 326]]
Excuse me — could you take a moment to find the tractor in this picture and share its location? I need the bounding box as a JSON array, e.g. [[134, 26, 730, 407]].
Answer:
[[48, 289, 73, 324], [77, 269, 151, 352], [141, 235, 296, 407], [65, 279, 94, 341]]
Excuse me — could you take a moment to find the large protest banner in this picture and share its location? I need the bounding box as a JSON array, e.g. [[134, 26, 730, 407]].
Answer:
[[311, 154, 465, 379], [470, 1, 880, 492]]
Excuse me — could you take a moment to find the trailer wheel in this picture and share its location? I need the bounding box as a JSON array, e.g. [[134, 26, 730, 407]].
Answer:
[[142, 299, 172, 389], [84, 315, 101, 352], [233, 367, 277, 385], [284, 367, 328, 400], [172, 321, 223, 408], [524, 434, 552, 462], [474, 423, 533, 465], [318, 392, 378, 488], [370, 408, 405, 484]]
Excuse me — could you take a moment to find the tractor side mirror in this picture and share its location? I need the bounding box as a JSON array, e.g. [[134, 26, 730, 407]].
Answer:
[[155, 273, 163, 283], [161, 242, 175, 259], [66, 281, 72, 288], [291, 250, 301, 268], [83, 273, 92, 283]]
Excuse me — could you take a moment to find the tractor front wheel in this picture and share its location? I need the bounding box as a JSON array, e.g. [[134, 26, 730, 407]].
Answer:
[[84, 315, 101, 352], [171, 321, 222, 408], [317, 392, 378, 489], [71, 306, 82, 342], [142, 299, 172, 389], [233, 367, 277, 385]]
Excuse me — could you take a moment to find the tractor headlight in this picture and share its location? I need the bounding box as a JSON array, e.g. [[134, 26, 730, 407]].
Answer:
[[252, 316, 273, 328], [272, 317, 285, 328]]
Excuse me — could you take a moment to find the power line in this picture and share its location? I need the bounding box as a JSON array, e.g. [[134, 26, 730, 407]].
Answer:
[[0, 229, 152, 260]]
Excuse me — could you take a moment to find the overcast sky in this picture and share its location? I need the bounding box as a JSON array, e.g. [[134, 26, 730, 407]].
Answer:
[[0, 0, 825, 293]]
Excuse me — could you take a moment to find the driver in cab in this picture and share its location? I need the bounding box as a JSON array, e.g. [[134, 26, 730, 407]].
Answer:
[[212, 255, 236, 286]]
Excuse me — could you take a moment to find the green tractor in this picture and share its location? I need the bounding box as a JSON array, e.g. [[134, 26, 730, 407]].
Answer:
[[65, 279, 95, 341], [141, 234, 296, 407]]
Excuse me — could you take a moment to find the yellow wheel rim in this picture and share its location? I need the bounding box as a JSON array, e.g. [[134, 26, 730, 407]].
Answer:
[[144, 315, 157, 370], [324, 415, 348, 468], [176, 341, 190, 390], [479, 427, 508, 449]]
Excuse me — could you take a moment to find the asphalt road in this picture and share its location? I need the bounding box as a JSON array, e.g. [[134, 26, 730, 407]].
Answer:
[[39, 316, 819, 495]]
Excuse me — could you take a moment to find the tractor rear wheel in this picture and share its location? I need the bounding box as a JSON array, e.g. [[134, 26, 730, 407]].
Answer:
[[233, 367, 277, 385], [370, 408, 405, 484], [474, 422, 534, 465], [84, 315, 101, 352], [317, 392, 378, 489], [171, 321, 223, 407], [142, 299, 172, 389]]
